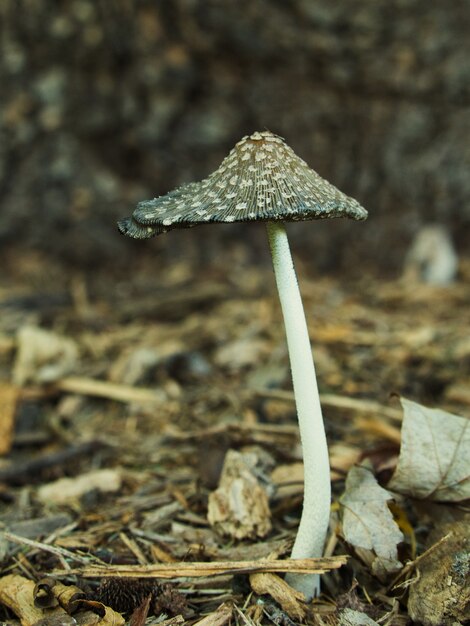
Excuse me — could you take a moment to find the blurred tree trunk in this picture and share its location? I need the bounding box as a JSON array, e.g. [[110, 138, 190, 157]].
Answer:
[[1, 0, 469, 270]]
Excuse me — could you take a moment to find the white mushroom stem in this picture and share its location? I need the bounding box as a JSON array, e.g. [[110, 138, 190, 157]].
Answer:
[[266, 221, 331, 600]]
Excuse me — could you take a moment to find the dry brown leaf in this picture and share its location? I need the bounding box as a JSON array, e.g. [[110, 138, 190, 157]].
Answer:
[[341, 465, 403, 579], [388, 398, 470, 502]]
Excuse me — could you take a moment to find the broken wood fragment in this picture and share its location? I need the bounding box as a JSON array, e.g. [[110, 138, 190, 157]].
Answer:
[[0, 574, 69, 626], [192, 603, 233, 626], [0, 382, 19, 455], [54, 376, 164, 404], [250, 572, 306, 620], [255, 389, 403, 421], [56, 556, 348, 578]]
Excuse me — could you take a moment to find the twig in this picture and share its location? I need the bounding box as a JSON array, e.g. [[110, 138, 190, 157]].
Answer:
[[255, 389, 402, 421], [162, 422, 299, 444], [27, 377, 402, 424], [55, 376, 164, 404], [388, 532, 452, 591], [2, 531, 104, 567], [53, 556, 347, 578]]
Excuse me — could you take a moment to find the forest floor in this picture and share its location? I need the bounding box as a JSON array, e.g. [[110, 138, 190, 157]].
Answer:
[[0, 249, 469, 626]]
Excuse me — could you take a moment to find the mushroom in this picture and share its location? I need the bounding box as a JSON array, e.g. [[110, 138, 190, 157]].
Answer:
[[118, 131, 367, 599]]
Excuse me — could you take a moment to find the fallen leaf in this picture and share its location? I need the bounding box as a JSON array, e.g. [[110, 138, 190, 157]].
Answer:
[[388, 398, 470, 502], [341, 465, 403, 579]]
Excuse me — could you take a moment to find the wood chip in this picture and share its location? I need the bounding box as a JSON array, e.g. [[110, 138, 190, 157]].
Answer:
[[37, 469, 122, 505], [254, 389, 402, 421], [0, 574, 69, 626], [0, 382, 19, 455], [250, 572, 306, 620], [192, 603, 233, 626]]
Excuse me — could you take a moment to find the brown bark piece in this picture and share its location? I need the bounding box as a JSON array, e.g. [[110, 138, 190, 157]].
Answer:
[[250, 572, 306, 621], [0, 574, 68, 626], [408, 521, 470, 626], [50, 581, 86, 613], [73, 605, 125, 626]]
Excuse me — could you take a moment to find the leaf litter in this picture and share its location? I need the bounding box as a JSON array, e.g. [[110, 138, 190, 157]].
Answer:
[[340, 465, 404, 579], [0, 252, 469, 625], [387, 397, 470, 502]]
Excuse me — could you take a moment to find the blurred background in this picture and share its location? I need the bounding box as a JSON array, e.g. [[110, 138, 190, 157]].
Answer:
[[1, 0, 469, 275]]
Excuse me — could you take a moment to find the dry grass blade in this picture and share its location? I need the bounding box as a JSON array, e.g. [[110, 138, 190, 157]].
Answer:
[[57, 556, 348, 578]]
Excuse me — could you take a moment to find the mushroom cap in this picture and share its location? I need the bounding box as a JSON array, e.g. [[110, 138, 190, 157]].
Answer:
[[118, 131, 367, 237]]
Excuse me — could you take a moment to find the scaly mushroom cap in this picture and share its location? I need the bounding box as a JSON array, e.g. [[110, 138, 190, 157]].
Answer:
[[118, 131, 367, 238]]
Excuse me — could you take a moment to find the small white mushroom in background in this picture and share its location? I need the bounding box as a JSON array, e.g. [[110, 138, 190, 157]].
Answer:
[[403, 224, 458, 286], [118, 131, 367, 599]]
